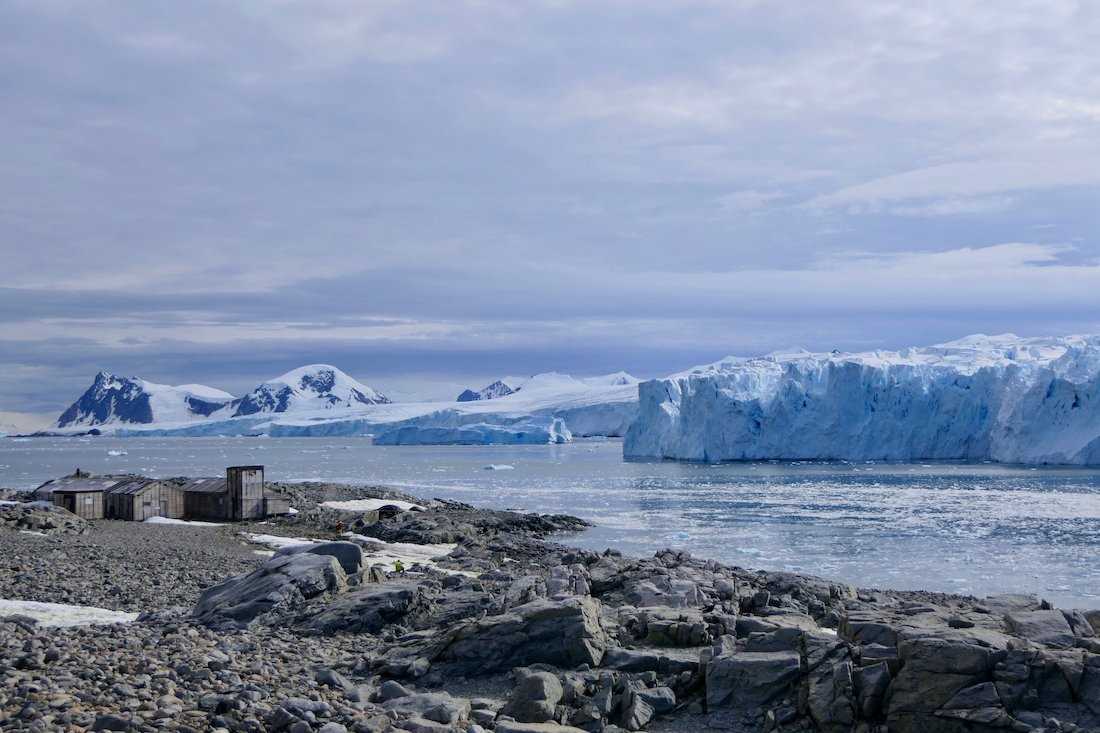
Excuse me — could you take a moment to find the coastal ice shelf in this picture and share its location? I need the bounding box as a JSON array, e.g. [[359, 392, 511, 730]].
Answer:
[[624, 334, 1100, 465], [46, 366, 639, 443]]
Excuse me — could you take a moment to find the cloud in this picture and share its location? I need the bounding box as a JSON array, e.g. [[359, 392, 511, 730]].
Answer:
[[1, 1, 1099, 411]]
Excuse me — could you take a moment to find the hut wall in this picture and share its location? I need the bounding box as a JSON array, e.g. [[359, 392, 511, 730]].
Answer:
[[185, 492, 228, 521], [55, 491, 104, 520], [159, 484, 185, 519], [227, 466, 265, 520]]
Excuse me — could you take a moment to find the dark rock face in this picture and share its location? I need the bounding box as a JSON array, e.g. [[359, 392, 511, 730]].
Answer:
[[439, 597, 609, 674], [193, 553, 347, 627], [456, 379, 519, 402], [296, 582, 433, 636], [56, 372, 154, 427], [232, 383, 296, 417]]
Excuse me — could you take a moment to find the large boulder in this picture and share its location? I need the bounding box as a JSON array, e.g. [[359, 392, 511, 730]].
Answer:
[[440, 597, 608, 674], [499, 669, 563, 723], [381, 691, 470, 726], [274, 540, 363, 576], [193, 553, 346, 627], [885, 637, 995, 733], [1003, 610, 1076, 649], [296, 581, 433, 635], [705, 650, 801, 710]]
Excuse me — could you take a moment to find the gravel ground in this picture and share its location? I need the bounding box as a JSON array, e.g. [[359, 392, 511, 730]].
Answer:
[[0, 521, 266, 611]]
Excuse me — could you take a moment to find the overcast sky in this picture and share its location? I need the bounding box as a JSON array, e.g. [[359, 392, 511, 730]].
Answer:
[[3, 0, 1100, 420]]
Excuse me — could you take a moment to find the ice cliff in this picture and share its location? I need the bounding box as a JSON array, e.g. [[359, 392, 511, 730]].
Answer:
[[624, 334, 1100, 465]]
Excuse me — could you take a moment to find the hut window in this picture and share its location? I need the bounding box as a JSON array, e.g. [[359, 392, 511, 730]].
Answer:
[[84, 496, 93, 505]]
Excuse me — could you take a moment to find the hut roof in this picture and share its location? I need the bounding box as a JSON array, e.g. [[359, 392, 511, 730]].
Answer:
[[106, 477, 162, 495], [179, 476, 227, 494], [47, 477, 127, 494]]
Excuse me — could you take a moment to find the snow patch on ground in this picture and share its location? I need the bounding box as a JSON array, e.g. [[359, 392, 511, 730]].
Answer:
[[342, 533, 474, 576], [321, 498, 424, 512], [243, 533, 326, 550], [144, 516, 224, 527], [0, 599, 138, 627]]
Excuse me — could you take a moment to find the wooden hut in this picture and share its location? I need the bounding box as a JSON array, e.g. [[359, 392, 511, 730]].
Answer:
[[180, 476, 228, 520], [48, 477, 122, 519], [227, 465, 265, 520], [105, 478, 184, 521]]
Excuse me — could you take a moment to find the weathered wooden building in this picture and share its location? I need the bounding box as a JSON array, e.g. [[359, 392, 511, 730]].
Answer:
[[180, 476, 229, 520], [227, 465, 265, 520], [104, 478, 184, 521], [48, 477, 121, 519], [180, 466, 267, 520], [39, 465, 273, 523]]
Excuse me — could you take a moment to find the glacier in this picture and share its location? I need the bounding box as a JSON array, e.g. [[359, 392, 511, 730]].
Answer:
[[624, 334, 1100, 465]]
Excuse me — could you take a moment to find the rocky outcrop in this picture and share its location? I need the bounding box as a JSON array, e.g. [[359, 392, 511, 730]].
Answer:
[[193, 553, 347, 627], [439, 597, 609, 674], [0, 502, 87, 535], [296, 582, 433, 635], [274, 540, 364, 575]]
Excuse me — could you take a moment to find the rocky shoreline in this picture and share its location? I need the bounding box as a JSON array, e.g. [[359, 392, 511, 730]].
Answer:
[[1, 483, 1099, 733]]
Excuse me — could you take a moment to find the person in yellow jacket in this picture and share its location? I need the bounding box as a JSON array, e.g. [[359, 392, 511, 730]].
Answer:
[[393, 559, 405, 575]]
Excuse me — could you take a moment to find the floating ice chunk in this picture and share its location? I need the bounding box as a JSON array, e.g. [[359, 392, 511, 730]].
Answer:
[[106, 449, 128, 456], [483, 464, 515, 471]]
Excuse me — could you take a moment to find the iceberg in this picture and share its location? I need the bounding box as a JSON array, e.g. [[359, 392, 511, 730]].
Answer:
[[624, 334, 1100, 465]]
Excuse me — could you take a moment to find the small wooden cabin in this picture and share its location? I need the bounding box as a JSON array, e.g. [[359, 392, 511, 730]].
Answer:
[[48, 477, 121, 519], [105, 478, 184, 521]]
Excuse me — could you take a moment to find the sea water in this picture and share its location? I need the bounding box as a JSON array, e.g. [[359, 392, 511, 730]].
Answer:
[[3, 436, 1099, 607]]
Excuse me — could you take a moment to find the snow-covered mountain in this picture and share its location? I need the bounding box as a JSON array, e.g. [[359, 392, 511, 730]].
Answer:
[[624, 334, 1100, 465], [55, 372, 235, 428], [456, 379, 520, 402], [230, 365, 389, 416], [48, 366, 634, 443]]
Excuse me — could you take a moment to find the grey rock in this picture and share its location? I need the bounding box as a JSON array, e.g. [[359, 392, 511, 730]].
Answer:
[[705, 650, 801, 709], [193, 553, 347, 626], [500, 669, 563, 723], [1004, 609, 1076, 649], [441, 597, 608, 674], [382, 692, 470, 725], [633, 686, 675, 714], [601, 647, 698, 675], [494, 722, 588, 733], [275, 540, 364, 575], [297, 582, 432, 635]]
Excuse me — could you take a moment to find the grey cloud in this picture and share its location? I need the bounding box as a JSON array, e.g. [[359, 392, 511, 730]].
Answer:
[[1, 1, 1098, 412]]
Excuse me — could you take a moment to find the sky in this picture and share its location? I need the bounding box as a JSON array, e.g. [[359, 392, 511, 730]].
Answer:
[[2, 0, 1100, 423]]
